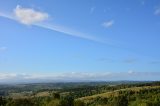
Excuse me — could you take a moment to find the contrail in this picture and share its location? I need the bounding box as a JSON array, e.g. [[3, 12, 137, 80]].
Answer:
[[0, 12, 107, 44]]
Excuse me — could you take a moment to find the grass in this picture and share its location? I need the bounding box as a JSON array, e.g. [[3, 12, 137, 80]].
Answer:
[[77, 86, 160, 104]]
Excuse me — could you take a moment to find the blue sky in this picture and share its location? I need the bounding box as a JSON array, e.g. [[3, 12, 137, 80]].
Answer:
[[0, 0, 160, 82]]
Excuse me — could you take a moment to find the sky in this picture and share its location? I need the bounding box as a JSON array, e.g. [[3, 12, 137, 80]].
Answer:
[[0, 0, 160, 82]]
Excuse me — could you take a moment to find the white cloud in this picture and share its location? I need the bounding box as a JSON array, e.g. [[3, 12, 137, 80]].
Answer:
[[0, 72, 111, 82], [0, 71, 160, 83], [0, 47, 7, 52], [128, 70, 135, 74], [0, 5, 108, 44], [14, 5, 48, 25], [0, 73, 17, 80], [0, 5, 123, 47], [102, 20, 114, 28]]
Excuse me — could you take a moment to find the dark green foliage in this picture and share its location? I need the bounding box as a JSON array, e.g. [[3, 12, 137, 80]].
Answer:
[[60, 96, 74, 106], [0, 96, 7, 106], [52, 92, 60, 99], [1, 81, 160, 106], [6, 98, 34, 106], [113, 95, 128, 106], [74, 100, 85, 106]]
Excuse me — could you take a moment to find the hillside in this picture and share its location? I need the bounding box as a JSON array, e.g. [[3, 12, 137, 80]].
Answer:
[[0, 81, 160, 106], [78, 85, 160, 106]]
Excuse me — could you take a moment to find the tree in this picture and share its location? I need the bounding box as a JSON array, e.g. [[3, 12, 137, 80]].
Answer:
[[6, 98, 35, 106], [113, 95, 128, 106], [47, 99, 60, 106], [53, 93, 60, 99], [59, 96, 74, 106], [0, 96, 7, 106], [74, 100, 85, 106]]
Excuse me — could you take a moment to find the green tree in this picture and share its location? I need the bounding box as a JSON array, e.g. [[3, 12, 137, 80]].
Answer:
[[74, 100, 85, 106], [113, 95, 128, 106], [0, 96, 7, 106], [59, 96, 74, 106], [52, 93, 60, 99], [6, 98, 35, 106]]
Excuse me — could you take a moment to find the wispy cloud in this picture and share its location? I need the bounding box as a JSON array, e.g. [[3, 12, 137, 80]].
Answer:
[[0, 72, 111, 80], [149, 61, 160, 64], [0, 73, 17, 80], [154, 8, 160, 16], [128, 70, 135, 74], [0, 71, 160, 83], [102, 20, 114, 28], [35, 23, 103, 43], [90, 7, 95, 14], [0, 5, 105, 44], [0, 12, 14, 21], [96, 57, 114, 62], [141, 0, 146, 5], [0, 47, 7, 52], [124, 58, 137, 64]]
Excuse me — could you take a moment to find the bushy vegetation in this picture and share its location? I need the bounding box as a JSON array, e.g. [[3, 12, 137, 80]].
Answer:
[[0, 81, 160, 106]]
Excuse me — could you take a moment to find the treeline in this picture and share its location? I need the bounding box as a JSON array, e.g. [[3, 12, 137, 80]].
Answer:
[[1, 87, 160, 106], [1, 81, 159, 97], [1, 81, 160, 106], [60, 81, 160, 99], [83, 87, 160, 106], [0, 93, 85, 106]]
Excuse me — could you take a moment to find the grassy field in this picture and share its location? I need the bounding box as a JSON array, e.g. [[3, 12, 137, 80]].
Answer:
[[77, 85, 160, 104]]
